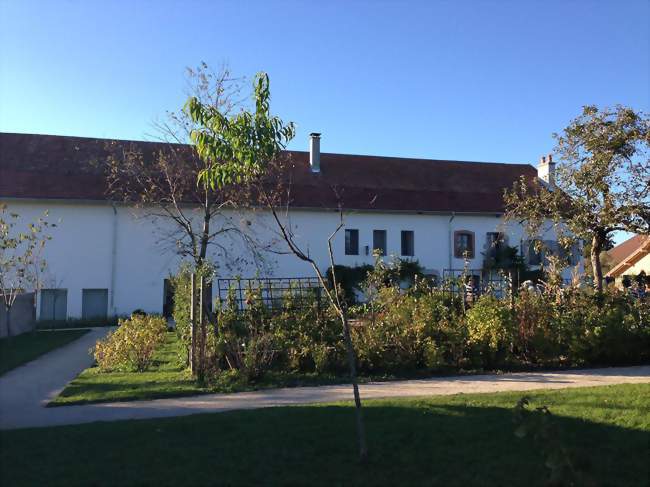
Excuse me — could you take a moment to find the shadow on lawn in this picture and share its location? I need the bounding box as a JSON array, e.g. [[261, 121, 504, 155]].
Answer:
[[2, 400, 648, 486]]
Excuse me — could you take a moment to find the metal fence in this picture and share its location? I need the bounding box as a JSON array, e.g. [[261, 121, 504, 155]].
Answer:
[[216, 277, 323, 312], [441, 269, 513, 300]]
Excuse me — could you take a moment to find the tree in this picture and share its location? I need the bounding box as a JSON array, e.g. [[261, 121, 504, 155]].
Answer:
[[186, 72, 369, 461], [505, 105, 649, 292], [0, 204, 53, 336], [106, 63, 269, 272]]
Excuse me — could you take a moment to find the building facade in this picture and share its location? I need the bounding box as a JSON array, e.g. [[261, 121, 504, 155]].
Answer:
[[0, 133, 580, 319]]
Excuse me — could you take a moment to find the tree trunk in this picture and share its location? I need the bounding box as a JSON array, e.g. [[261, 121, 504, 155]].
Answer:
[[591, 235, 604, 293], [198, 196, 211, 264], [5, 305, 12, 338], [190, 273, 197, 374], [339, 311, 368, 462]]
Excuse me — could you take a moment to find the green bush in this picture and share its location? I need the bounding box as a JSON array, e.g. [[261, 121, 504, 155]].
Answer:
[[168, 258, 649, 385], [512, 290, 561, 363], [170, 262, 214, 365], [213, 283, 344, 380], [465, 294, 514, 367], [353, 282, 464, 373], [562, 290, 650, 365], [270, 288, 344, 374], [94, 315, 167, 372]]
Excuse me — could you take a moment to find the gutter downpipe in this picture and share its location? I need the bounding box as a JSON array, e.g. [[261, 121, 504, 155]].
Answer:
[[110, 203, 118, 316], [448, 212, 456, 272]]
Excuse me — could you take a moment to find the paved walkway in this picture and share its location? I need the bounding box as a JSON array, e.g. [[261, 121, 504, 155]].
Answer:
[[1, 330, 648, 430], [0, 327, 111, 430]]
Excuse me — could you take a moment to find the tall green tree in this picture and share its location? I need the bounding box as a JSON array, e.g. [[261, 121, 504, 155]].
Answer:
[[186, 72, 369, 461], [505, 105, 649, 292]]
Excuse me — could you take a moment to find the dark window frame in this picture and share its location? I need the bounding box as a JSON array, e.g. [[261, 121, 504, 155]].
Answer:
[[373, 229, 387, 256], [486, 232, 505, 258], [525, 239, 543, 266], [454, 230, 475, 258], [401, 230, 415, 257], [345, 229, 359, 255]]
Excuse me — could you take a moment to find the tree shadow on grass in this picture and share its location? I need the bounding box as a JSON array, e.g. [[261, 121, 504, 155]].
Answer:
[[3, 398, 649, 486]]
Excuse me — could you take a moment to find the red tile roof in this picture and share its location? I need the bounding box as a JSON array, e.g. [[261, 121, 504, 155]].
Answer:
[[0, 132, 538, 213]]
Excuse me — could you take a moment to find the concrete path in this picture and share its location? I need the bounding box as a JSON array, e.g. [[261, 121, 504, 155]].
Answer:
[[1, 343, 648, 429], [0, 327, 111, 430]]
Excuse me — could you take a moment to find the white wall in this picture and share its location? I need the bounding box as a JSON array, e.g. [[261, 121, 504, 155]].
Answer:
[[1, 199, 579, 318]]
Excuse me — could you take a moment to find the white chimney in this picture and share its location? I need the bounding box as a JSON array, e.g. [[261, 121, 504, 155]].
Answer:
[[537, 153, 555, 186], [309, 133, 321, 173]]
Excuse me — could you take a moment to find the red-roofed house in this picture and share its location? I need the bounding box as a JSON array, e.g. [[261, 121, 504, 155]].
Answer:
[[0, 132, 580, 319], [606, 235, 650, 288]]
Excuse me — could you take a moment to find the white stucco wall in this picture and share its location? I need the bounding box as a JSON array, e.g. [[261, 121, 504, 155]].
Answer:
[[1, 198, 579, 319]]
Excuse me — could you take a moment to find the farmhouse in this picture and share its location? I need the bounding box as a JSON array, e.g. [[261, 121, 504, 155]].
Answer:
[[0, 132, 580, 320]]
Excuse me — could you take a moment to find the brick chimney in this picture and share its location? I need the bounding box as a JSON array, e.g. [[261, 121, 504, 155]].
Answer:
[[537, 153, 555, 186]]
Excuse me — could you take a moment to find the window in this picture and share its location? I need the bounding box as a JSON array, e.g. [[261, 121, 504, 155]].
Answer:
[[82, 289, 108, 320], [525, 239, 543, 266], [485, 232, 505, 256], [373, 230, 387, 256], [485, 232, 506, 259], [345, 229, 359, 255], [40, 289, 67, 321], [454, 230, 475, 258], [567, 242, 581, 266], [401, 230, 414, 256]]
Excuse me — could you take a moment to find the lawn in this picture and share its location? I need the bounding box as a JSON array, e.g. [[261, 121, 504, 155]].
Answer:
[[3, 383, 649, 486], [54, 331, 593, 407], [0, 329, 89, 376], [52, 332, 399, 406]]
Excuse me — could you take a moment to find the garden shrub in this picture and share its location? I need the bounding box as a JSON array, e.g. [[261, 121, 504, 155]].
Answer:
[[353, 282, 462, 373], [169, 258, 649, 384], [562, 290, 650, 365], [170, 262, 214, 365], [213, 285, 281, 381], [326, 256, 425, 305], [465, 294, 514, 367], [269, 288, 344, 374], [94, 315, 167, 372], [513, 290, 561, 363]]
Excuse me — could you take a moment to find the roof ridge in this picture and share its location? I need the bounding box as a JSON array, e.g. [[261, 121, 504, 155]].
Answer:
[[0, 132, 533, 168]]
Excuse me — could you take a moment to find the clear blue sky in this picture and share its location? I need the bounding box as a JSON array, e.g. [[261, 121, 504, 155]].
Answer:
[[1, 0, 648, 166]]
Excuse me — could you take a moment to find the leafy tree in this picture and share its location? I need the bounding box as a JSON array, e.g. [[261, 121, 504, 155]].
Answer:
[[186, 72, 369, 461], [505, 105, 649, 292], [0, 204, 53, 336], [106, 63, 268, 272]]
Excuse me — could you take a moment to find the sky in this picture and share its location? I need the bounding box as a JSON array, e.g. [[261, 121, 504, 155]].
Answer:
[[1, 1, 648, 188]]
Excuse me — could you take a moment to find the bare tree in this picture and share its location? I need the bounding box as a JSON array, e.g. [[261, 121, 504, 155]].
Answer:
[[263, 179, 369, 461], [106, 63, 271, 273], [0, 204, 53, 336], [186, 72, 369, 462]]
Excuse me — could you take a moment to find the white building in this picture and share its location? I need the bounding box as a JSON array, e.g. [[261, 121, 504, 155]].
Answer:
[[0, 132, 579, 320]]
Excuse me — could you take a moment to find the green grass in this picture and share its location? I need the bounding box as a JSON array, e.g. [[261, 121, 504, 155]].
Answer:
[[0, 329, 89, 376], [50, 331, 650, 408], [3, 384, 649, 486], [52, 332, 408, 406], [51, 332, 200, 406], [36, 317, 120, 329]]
